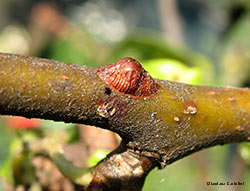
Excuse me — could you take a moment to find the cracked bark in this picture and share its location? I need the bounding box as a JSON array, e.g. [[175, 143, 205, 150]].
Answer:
[[0, 53, 250, 190]]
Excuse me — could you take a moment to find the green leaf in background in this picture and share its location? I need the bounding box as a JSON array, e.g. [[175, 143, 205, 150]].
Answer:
[[143, 59, 202, 85], [42, 120, 76, 143], [0, 120, 12, 169], [239, 143, 250, 165], [48, 39, 97, 67], [0, 119, 12, 188], [109, 33, 215, 85], [42, 120, 75, 130], [1, 140, 23, 185], [218, 13, 250, 86], [87, 149, 109, 167]]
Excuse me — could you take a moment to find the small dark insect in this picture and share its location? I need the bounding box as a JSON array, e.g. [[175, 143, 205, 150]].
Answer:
[[96, 57, 160, 99]]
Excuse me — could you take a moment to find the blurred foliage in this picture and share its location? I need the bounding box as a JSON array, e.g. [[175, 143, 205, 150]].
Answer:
[[240, 143, 250, 165], [87, 149, 109, 167], [218, 13, 250, 86], [0, 120, 12, 172], [143, 58, 202, 85], [0, 120, 12, 191], [108, 33, 214, 85], [0, 0, 250, 190]]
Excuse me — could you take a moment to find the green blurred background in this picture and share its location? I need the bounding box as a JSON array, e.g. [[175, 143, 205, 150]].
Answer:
[[0, 0, 250, 190]]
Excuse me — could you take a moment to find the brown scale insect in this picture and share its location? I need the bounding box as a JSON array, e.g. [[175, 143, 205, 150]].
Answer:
[[96, 57, 160, 99]]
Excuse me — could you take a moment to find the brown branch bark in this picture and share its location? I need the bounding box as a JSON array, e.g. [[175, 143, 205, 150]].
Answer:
[[0, 52, 250, 190], [86, 142, 154, 191]]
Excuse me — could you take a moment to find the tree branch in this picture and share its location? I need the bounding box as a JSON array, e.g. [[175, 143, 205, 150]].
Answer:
[[0, 52, 250, 189]]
